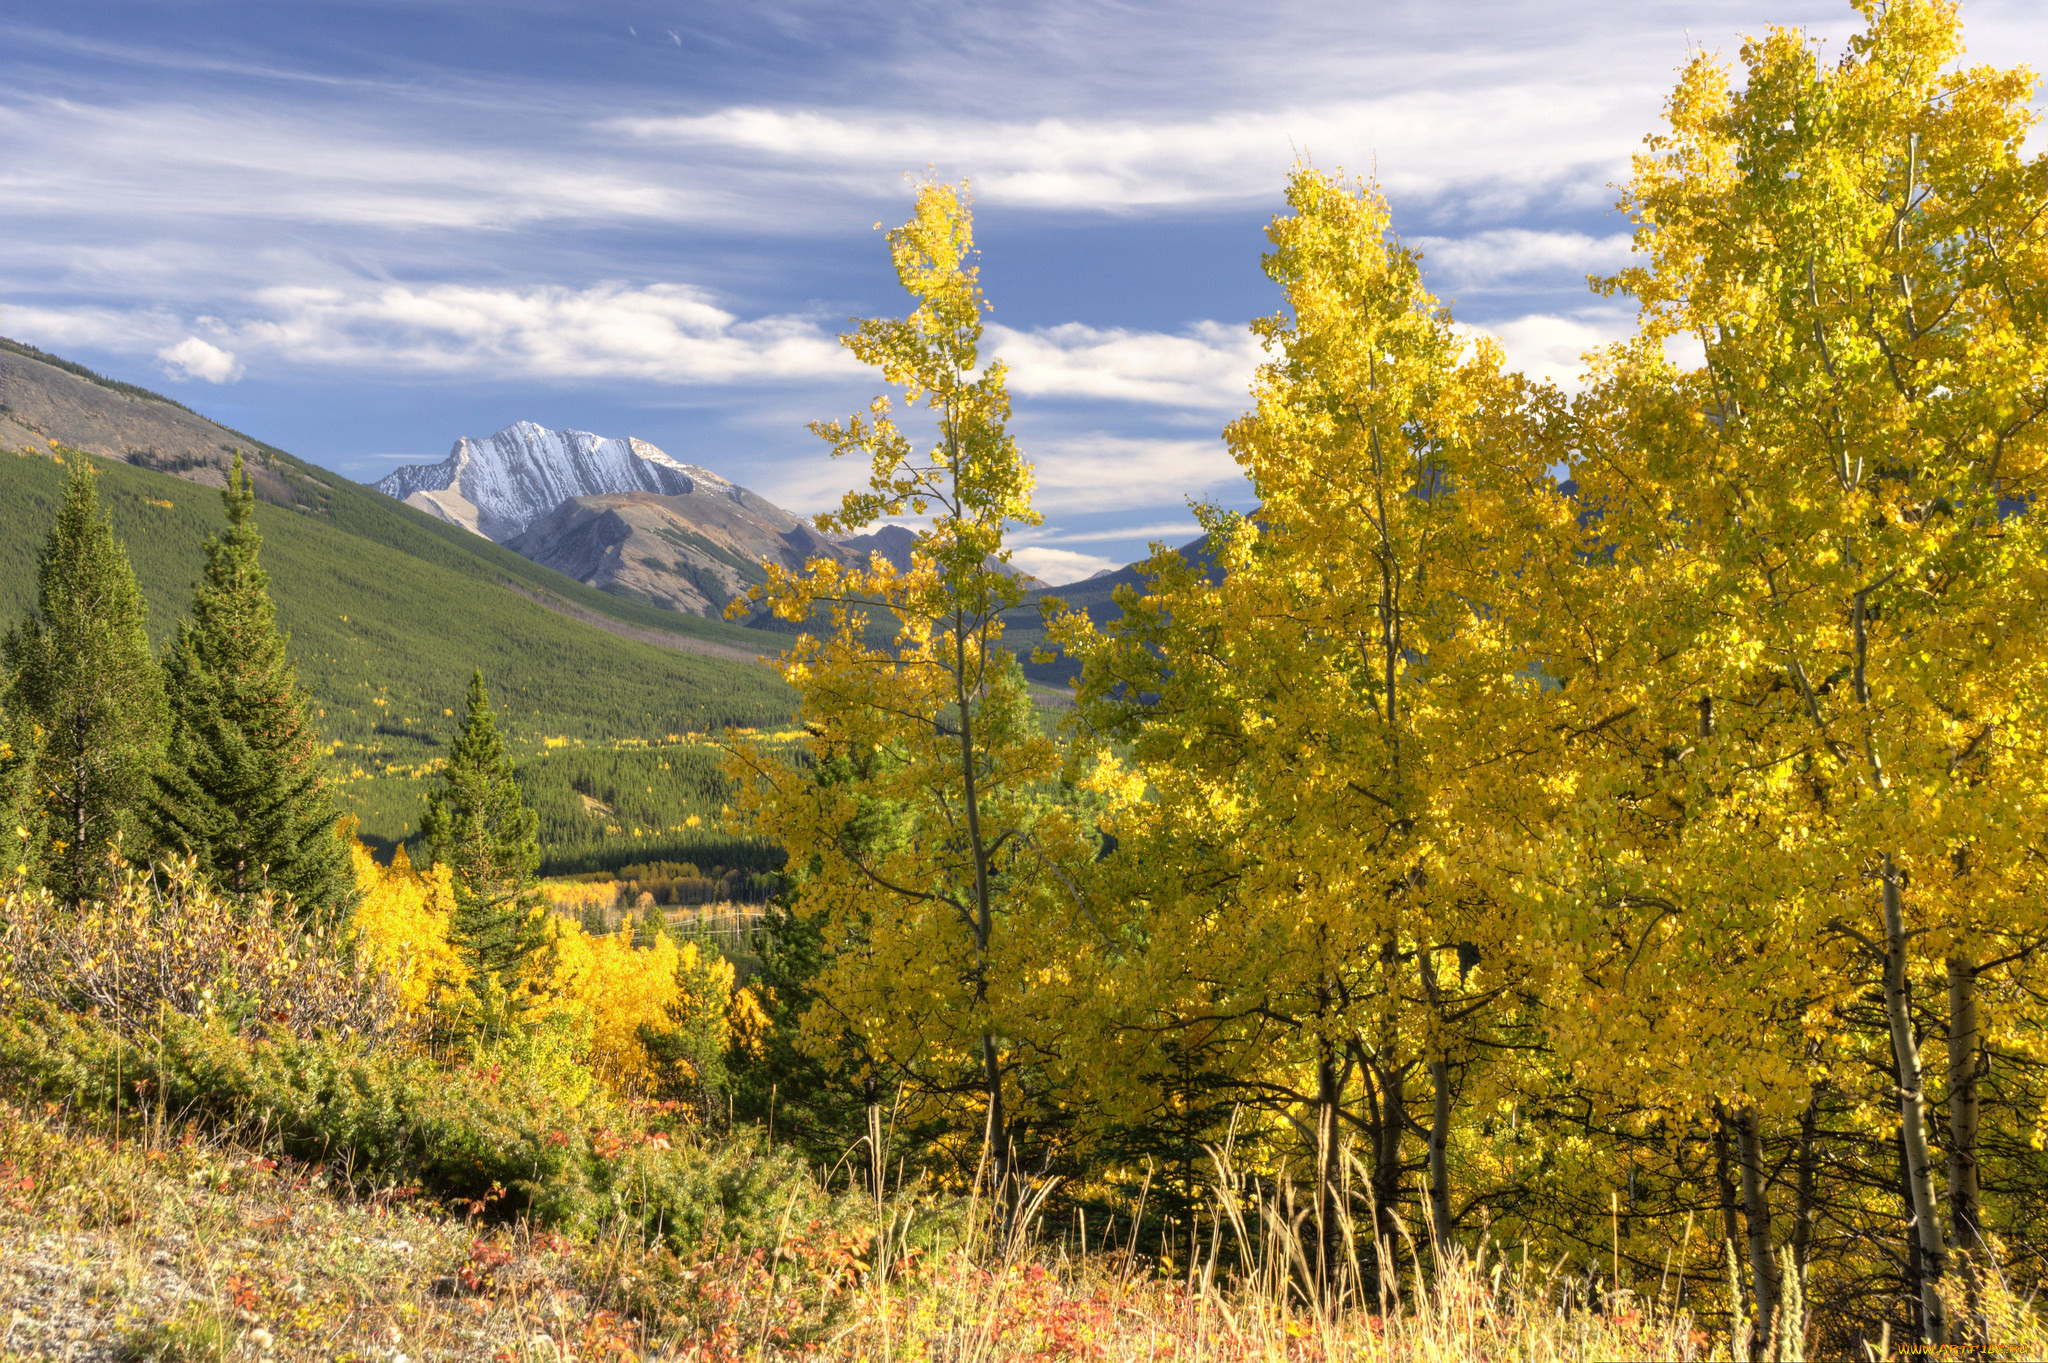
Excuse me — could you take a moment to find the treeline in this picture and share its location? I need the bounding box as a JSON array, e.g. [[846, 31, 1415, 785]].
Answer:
[[724, 10, 2048, 1359]]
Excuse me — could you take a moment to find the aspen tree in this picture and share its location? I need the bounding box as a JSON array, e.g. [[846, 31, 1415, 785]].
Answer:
[[1593, 2, 2048, 1341], [728, 181, 1108, 1189], [1066, 169, 1568, 1287]]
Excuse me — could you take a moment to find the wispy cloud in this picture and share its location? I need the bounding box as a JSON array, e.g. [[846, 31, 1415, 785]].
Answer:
[[992, 321, 1261, 410], [1019, 520, 1208, 545], [204, 282, 858, 384], [1025, 433, 1244, 515], [1009, 546, 1118, 585], [612, 89, 1650, 214]]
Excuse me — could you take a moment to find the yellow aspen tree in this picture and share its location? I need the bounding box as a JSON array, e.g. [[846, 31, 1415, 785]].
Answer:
[[1065, 168, 1569, 1284], [727, 181, 1108, 1188], [1593, 2, 2048, 1341], [348, 839, 466, 1017], [1509, 343, 1846, 1329]]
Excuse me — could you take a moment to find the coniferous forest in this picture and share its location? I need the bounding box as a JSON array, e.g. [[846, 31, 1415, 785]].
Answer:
[[2, 5, 2046, 1359]]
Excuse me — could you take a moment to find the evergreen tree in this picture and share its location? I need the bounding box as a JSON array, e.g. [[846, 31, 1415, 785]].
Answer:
[[0, 699, 47, 880], [150, 455, 351, 917], [1, 455, 167, 908], [421, 669, 547, 1037]]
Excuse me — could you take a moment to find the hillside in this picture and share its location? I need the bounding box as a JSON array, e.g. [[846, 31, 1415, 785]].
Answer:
[[0, 340, 795, 855], [1004, 533, 1214, 685], [509, 486, 850, 617]]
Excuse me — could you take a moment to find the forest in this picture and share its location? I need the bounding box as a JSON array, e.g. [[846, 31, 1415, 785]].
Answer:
[[1, 4, 2044, 1359]]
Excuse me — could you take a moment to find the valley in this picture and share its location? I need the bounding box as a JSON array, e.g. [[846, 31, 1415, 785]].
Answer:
[[0, 340, 796, 869]]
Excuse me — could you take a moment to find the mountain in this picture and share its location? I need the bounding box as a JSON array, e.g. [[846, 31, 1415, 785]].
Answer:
[[832, 523, 1050, 591], [381, 418, 877, 618], [508, 489, 850, 617], [1002, 534, 1216, 685], [1, 338, 793, 863], [375, 420, 744, 542]]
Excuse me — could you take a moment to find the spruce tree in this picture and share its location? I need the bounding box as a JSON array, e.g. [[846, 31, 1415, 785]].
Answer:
[[2, 455, 167, 908], [420, 669, 547, 1037], [151, 455, 352, 917]]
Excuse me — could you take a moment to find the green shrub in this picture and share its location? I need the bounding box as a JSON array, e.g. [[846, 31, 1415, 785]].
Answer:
[[0, 1003, 826, 1254]]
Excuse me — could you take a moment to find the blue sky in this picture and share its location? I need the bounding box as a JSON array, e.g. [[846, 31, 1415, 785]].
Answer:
[[5, 0, 2041, 583]]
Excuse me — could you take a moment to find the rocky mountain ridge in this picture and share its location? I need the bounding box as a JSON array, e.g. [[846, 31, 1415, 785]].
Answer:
[[375, 420, 755, 543]]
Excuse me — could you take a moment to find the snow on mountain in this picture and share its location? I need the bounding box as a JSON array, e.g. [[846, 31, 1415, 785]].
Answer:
[[374, 420, 746, 542]]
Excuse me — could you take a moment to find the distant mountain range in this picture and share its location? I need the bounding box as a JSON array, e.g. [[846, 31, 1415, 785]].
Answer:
[[381, 421, 1045, 617], [2, 334, 1174, 700]]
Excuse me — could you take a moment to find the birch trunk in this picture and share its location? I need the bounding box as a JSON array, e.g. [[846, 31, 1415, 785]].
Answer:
[[1881, 857, 1948, 1345], [1735, 1109, 1777, 1345], [1426, 1054, 1452, 1261]]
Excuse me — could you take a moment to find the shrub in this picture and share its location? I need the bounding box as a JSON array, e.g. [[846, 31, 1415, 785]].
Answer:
[[0, 857, 397, 1042], [0, 1003, 825, 1254]]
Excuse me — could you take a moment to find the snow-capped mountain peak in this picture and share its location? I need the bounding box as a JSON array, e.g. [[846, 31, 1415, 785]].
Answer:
[[374, 420, 740, 541]]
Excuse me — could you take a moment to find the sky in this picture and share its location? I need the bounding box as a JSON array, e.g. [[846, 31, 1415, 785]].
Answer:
[[4, 0, 2042, 584]]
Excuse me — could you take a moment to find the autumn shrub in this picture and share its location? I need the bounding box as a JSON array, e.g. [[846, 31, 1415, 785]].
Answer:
[[0, 857, 397, 1042], [0, 1001, 827, 1254]]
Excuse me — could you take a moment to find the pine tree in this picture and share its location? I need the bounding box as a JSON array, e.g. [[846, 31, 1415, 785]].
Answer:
[[150, 454, 351, 918], [420, 669, 547, 1038], [0, 698, 47, 880], [3, 456, 168, 908]]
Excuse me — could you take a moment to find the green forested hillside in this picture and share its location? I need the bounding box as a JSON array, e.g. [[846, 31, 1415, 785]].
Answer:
[[3, 448, 794, 852]]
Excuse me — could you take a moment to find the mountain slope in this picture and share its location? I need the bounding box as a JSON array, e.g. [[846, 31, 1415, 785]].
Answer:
[[508, 487, 849, 616], [1, 341, 795, 852]]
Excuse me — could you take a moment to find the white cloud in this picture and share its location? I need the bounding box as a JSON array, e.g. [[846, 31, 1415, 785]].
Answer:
[[1009, 546, 1119, 585], [201, 282, 861, 384], [1461, 307, 1636, 389], [1023, 520, 1207, 545], [992, 321, 1260, 409], [6, 304, 186, 352], [1025, 433, 1243, 514], [0, 99, 733, 232], [612, 89, 1648, 214], [1414, 230, 1636, 290], [156, 335, 242, 383]]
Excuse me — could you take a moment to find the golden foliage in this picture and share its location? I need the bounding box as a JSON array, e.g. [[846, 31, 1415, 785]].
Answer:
[[347, 840, 466, 1016], [540, 916, 733, 1094], [348, 837, 741, 1096]]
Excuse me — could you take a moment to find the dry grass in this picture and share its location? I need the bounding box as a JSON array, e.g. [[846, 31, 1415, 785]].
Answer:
[[4, 1098, 2039, 1362], [0, 1098, 1705, 1363]]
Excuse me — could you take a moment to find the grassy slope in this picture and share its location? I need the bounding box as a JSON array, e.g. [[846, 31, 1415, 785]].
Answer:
[[3, 449, 794, 851]]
